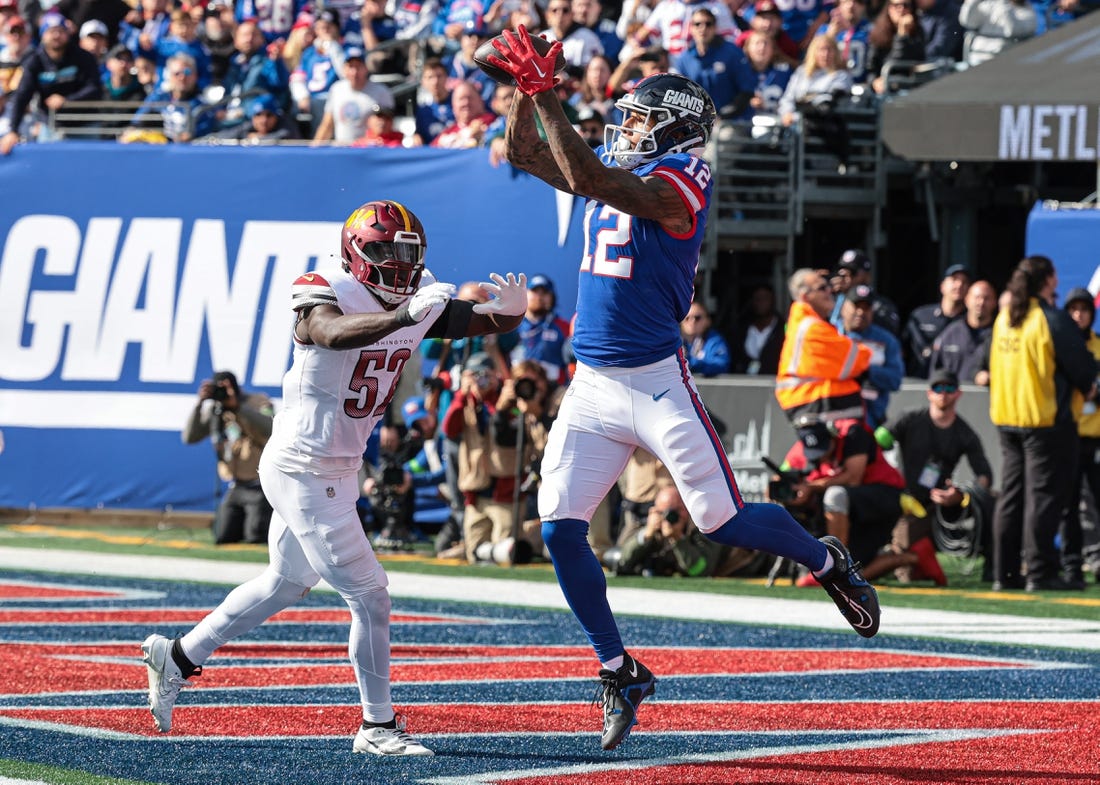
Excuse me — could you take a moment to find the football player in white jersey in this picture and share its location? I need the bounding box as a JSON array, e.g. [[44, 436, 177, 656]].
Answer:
[[141, 200, 527, 756]]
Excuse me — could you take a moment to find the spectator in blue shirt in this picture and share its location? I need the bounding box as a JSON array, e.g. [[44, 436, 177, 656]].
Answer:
[[288, 8, 345, 132], [118, 0, 171, 59], [820, 0, 872, 81], [681, 301, 731, 377], [223, 18, 290, 116], [672, 6, 755, 119], [837, 284, 903, 428], [147, 9, 212, 87], [343, 0, 398, 51], [412, 56, 453, 145], [743, 29, 792, 115], [775, 0, 834, 46], [513, 274, 572, 386], [235, 0, 310, 43], [389, 0, 440, 43], [130, 51, 218, 141], [446, 21, 496, 101], [432, 0, 486, 54]]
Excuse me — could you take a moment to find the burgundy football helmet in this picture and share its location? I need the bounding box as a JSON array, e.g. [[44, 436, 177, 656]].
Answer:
[[341, 200, 427, 307]]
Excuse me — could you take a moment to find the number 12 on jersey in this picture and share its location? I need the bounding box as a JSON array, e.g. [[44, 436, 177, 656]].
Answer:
[[580, 203, 634, 279]]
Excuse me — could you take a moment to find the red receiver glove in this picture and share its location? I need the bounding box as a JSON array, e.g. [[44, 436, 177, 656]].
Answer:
[[486, 26, 563, 96]]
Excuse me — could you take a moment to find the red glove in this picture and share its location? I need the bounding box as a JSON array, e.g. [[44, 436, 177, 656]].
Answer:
[[486, 26, 562, 96]]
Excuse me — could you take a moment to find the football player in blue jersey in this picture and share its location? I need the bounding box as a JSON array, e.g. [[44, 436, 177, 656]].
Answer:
[[489, 26, 882, 753]]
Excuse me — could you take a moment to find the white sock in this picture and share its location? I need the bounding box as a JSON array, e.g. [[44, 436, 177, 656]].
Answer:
[[812, 552, 835, 578], [601, 655, 624, 672]]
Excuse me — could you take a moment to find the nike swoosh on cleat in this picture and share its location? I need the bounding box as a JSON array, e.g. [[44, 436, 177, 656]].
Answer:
[[628, 661, 638, 678], [838, 592, 875, 629], [652, 389, 670, 401]]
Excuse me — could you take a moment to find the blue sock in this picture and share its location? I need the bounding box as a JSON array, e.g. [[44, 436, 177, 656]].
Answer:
[[705, 502, 828, 572], [541, 518, 624, 663]]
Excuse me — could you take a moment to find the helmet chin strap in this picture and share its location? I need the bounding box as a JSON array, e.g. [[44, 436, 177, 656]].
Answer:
[[368, 285, 409, 309]]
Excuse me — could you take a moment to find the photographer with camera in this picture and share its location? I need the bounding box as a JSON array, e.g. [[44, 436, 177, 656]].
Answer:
[[878, 369, 993, 583], [361, 396, 442, 551], [442, 353, 551, 565], [182, 370, 274, 545], [421, 281, 518, 556], [611, 485, 751, 578], [777, 417, 943, 585]]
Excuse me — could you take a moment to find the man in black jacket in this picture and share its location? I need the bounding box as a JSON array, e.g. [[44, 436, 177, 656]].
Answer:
[[903, 263, 971, 378], [0, 12, 101, 155]]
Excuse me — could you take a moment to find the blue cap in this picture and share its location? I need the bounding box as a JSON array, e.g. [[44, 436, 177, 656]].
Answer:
[[401, 396, 430, 429], [38, 11, 67, 38], [943, 264, 972, 280], [344, 45, 366, 61], [249, 93, 282, 117], [528, 274, 554, 292]]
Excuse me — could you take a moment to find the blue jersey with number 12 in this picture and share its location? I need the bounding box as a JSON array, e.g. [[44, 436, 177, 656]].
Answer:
[[571, 150, 713, 369]]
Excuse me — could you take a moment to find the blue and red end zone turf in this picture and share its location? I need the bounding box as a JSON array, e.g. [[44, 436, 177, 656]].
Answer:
[[1, 571, 1098, 785]]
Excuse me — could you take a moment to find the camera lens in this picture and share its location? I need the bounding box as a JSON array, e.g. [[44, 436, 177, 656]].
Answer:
[[662, 509, 680, 524], [514, 378, 537, 400]]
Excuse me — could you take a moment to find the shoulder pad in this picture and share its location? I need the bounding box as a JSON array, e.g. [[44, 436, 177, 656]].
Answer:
[[291, 272, 337, 312]]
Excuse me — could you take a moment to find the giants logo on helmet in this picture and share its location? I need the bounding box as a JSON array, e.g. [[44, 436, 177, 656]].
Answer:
[[663, 89, 706, 116]]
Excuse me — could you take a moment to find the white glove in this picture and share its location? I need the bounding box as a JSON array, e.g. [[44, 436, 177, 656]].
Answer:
[[405, 282, 457, 323], [473, 273, 528, 317]]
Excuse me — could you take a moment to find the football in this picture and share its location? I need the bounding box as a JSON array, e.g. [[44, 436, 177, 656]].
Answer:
[[473, 31, 567, 87]]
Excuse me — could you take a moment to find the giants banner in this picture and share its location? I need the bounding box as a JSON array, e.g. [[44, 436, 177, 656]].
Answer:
[[0, 144, 585, 511]]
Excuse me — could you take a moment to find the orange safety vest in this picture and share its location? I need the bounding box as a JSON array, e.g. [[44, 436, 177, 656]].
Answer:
[[775, 301, 873, 423]]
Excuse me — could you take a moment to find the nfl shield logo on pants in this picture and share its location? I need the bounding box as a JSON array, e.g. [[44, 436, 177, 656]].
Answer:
[[326, 487, 335, 498]]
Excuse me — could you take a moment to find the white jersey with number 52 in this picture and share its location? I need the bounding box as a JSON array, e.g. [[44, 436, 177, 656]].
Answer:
[[263, 265, 441, 478]]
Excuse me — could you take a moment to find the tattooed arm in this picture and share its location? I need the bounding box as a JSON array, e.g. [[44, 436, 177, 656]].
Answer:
[[516, 90, 694, 236], [503, 90, 570, 191]]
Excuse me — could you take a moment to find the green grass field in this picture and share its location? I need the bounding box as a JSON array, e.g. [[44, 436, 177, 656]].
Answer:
[[3, 520, 1097, 621]]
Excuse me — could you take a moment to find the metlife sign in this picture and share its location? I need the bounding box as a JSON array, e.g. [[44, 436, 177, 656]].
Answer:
[[0, 144, 584, 511]]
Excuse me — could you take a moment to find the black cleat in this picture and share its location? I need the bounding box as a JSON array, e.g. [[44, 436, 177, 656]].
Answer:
[[817, 536, 880, 638], [593, 652, 655, 751]]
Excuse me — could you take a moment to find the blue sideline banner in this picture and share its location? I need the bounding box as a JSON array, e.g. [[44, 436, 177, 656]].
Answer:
[[1025, 201, 1100, 297], [0, 143, 587, 512]]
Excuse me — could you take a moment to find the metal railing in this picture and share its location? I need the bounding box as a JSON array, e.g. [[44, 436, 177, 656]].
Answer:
[[708, 94, 888, 243], [44, 100, 172, 141], [794, 91, 886, 229], [712, 117, 799, 241]]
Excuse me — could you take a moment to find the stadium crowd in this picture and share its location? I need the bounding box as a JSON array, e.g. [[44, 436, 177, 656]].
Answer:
[[1, 0, 1096, 149]]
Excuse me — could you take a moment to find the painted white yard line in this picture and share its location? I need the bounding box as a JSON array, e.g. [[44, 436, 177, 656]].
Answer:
[[1, 547, 1098, 651]]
